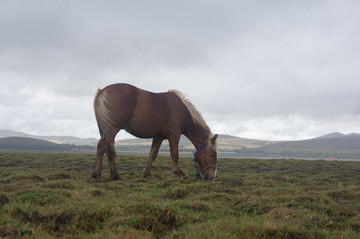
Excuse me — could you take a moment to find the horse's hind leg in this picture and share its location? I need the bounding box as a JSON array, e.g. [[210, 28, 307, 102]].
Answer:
[[142, 137, 164, 178], [107, 130, 121, 181], [107, 144, 121, 181], [92, 136, 108, 179]]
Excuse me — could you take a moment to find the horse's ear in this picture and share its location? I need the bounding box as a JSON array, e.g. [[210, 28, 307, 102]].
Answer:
[[211, 134, 218, 145]]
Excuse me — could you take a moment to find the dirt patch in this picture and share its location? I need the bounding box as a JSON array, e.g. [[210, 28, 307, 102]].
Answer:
[[53, 212, 74, 233], [157, 180, 179, 189], [18, 191, 58, 205], [47, 173, 72, 180], [182, 203, 210, 212], [214, 187, 238, 194], [75, 211, 106, 233], [0, 178, 16, 184], [92, 190, 104, 197], [13, 208, 76, 235], [306, 217, 335, 230], [259, 227, 315, 239], [219, 177, 244, 187], [335, 200, 355, 205], [200, 192, 230, 202], [328, 190, 356, 200], [134, 179, 147, 183], [234, 200, 272, 216], [14, 208, 51, 224], [0, 163, 17, 168], [0, 194, 10, 206], [13, 207, 108, 235], [124, 205, 181, 238], [54, 212, 73, 225], [46, 182, 75, 190], [0, 223, 28, 238], [21, 175, 45, 182], [163, 188, 190, 200]]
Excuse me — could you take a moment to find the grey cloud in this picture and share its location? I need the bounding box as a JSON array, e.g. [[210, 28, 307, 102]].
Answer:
[[1, 0, 360, 139]]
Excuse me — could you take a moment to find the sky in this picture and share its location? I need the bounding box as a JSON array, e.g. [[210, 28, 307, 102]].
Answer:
[[1, 0, 360, 141]]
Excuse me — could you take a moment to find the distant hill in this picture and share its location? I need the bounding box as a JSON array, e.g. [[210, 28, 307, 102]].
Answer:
[[0, 137, 93, 152], [265, 137, 360, 151], [0, 130, 98, 145], [0, 130, 32, 138], [1, 130, 359, 159], [250, 133, 360, 159], [315, 132, 345, 139], [0, 137, 70, 151], [1, 130, 274, 150], [217, 134, 275, 150], [315, 132, 360, 139], [114, 134, 275, 153]]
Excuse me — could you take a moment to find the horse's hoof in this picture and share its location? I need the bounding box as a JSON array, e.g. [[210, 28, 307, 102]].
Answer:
[[110, 174, 122, 181], [92, 175, 104, 183], [142, 168, 151, 178], [91, 172, 101, 179], [173, 169, 186, 177]]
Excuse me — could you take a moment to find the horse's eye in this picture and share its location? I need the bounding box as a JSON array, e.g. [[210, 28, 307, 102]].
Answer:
[[211, 153, 215, 157]]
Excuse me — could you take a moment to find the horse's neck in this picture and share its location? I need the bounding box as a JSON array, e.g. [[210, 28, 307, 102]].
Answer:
[[185, 123, 210, 149]]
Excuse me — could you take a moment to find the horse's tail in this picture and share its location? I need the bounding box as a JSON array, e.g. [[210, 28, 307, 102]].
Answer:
[[94, 88, 116, 158]]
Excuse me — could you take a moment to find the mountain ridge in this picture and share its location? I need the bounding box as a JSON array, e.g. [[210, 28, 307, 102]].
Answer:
[[1, 130, 359, 159], [0, 136, 94, 152], [315, 132, 360, 139], [0, 130, 98, 145]]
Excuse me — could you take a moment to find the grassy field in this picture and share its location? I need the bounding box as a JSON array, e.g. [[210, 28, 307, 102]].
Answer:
[[1, 152, 360, 238]]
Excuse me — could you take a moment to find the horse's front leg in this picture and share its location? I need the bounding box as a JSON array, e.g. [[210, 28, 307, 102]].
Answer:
[[168, 136, 185, 177], [142, 137, 163, 178]]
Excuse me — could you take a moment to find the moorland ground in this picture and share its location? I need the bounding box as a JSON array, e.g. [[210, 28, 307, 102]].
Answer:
[[0, 152, 360, 238]]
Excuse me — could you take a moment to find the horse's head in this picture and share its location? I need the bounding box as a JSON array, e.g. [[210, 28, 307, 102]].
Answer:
[[195, 134, 218, 181]]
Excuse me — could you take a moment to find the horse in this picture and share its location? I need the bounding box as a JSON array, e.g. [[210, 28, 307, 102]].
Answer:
[[92, 83, 218, 181]]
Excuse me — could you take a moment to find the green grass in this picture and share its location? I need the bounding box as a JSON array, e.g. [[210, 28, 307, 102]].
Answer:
[[1, 152, 360, 238]]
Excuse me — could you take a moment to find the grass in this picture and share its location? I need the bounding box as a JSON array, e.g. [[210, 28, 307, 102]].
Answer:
[[0, 152, 360, 238]]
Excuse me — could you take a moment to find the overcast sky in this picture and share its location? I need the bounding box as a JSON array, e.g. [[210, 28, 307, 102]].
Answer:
[[1, 0, 360, 141]]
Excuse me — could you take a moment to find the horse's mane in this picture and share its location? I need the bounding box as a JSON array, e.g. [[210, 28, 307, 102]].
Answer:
[[169, 90, 212, 136]]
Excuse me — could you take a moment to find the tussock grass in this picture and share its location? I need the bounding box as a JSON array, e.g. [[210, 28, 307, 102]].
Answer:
[[0, 152, 360, 238]]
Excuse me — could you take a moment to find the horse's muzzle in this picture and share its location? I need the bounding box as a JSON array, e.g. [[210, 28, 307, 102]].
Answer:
[[204, 170, 216, 181]]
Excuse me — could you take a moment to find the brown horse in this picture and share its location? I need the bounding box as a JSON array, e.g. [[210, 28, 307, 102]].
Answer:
[[92, 83, 218, 181]]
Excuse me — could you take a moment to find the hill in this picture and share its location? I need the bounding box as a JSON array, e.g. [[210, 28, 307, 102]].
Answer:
[[0, 130, 98, 145], [267, 136, 360, 151], [1, 130, 274, 150], [114, 134, 275, 154], [251, 133, 360, 159], [315, 132, 360, 139], [0, 137, 92, 152], [1, 130, 359, 159]]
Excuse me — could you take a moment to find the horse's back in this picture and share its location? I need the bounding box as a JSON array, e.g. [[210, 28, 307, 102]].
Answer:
[[101, 83, 190, 138], [104, 83, 138, 97], [129, 87, 190, 138]]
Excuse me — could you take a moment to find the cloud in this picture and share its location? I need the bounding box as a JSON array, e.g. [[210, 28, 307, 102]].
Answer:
[[1, 0, 360, 140]]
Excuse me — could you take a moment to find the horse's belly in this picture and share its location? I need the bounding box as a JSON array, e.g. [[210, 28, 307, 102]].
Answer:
[[124, 118, 164, 139]]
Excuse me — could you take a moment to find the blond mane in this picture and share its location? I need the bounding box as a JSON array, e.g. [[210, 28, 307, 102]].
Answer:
[[169, 90, 212, 137]]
